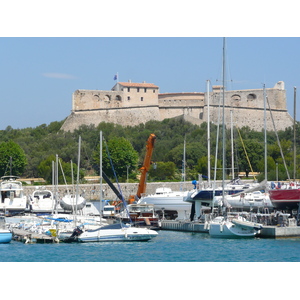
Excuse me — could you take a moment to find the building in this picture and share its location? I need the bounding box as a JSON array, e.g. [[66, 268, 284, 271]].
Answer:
[[60, 80, 293, 132]]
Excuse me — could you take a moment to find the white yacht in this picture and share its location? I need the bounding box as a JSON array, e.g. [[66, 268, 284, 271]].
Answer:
[[30, 188, 60, 213], [0, 176, 28, 213], [137, 187, 191, 220]]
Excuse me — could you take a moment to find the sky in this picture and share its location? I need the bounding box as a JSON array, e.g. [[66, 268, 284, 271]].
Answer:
[[1, 2, 300, 130]]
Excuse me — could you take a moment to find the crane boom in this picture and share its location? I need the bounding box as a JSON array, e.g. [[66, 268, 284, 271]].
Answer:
[[128, 133, 156, 203]]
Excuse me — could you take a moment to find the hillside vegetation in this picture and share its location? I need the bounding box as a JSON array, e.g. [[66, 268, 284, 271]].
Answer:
[[0, 118, 299, 184]]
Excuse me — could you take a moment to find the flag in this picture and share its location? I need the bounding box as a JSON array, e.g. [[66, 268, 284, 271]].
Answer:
[[113, 74, 118, 80]]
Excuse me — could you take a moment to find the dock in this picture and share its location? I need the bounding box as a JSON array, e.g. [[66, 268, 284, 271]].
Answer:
[[161, 220, 209, 233], [160, 220, 300, 238], [12, 229, 59, 243], [258, 226, 300, 238]]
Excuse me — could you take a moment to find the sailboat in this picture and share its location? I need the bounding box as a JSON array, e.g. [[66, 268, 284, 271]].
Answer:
[[209, 214, 263, 238], [66, 131, 158, 242], [206, 38, 265, 237], [268, 87, 300, 211]]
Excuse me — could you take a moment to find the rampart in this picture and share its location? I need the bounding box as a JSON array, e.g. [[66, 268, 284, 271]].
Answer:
[[61, 80, 293, 132]]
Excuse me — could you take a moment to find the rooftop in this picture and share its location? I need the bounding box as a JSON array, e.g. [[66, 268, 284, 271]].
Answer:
[[117, 82, 159, 88]]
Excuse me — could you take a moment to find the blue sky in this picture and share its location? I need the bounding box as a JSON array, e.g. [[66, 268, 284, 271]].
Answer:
[[1, 3, 299, 130]]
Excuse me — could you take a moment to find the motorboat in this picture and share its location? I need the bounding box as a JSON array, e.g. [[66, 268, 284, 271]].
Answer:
[[190, 178, 258, 202], [0, 176, 28, 213], [137, 187, 191, 220], [213, 190, 273, 211], [0, 214, 12, 243], [29, 188, 61, 213], [67, 222, 158, 242], [209, 215, 263, 238], [60, 194, 87, 212]]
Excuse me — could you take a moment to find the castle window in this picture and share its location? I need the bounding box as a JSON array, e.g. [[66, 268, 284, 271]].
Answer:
[[116, 95, 122, 101], [231, 94, 241, 101], [247, 93, 257, 100], [127, 96, 130, 100], [93, 94, 100, 101], [104, 95, 111, 101], [144, 88, 147, 92], [137, 88, 140, 92], [128, 87, 130, 92], [141, 97, 144, 101], [153, 90, 155, 93]]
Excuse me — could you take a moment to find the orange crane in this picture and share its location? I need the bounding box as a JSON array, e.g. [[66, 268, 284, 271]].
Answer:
[[128, 133, 156, 204]]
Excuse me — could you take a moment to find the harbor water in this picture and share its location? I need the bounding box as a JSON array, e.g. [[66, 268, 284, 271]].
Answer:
[[1, 230, 298, 300], [1, 230, 300, 262]]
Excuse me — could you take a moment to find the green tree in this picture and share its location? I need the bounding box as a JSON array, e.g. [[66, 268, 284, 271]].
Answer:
[[92, 137, 139, 180], [194, 155, 222, 180], [38, 155, 83, 184], [0, 140, 27, 176], [148, 161, 176, 181]]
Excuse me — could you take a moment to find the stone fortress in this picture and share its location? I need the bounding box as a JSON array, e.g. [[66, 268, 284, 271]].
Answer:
[[61, 80, 293, 132]]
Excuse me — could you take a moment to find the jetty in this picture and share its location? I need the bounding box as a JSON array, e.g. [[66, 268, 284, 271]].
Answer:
[[160, 219, 300, 238], [12, 228, 59, 243]]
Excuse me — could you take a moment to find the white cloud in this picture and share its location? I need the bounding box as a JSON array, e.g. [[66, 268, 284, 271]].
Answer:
[[42, 73, 77, 79]]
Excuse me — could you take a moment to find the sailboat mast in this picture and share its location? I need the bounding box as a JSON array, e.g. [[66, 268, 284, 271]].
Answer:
[[100, 131, 103, 219], [183, 137, 186, 188], [230, 110, 234, 179], [75, 136, 81, 226], [294, 87, 296, 181], [207, 80, 211, 186], [55, 154, 59, 214], [263, 84, 267, 182], [222, 37, 226, 192]]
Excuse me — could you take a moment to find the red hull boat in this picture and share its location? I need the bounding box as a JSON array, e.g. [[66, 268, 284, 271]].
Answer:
[[269, 188, 300, 210]]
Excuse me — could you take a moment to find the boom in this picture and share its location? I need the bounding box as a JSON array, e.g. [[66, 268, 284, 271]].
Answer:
[[128, 133, 156, 203]]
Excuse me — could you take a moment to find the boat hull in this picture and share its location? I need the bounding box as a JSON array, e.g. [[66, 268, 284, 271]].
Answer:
[[77, 224, 158, 242], [0, 230, 12, 243], [209, 218, 261, 238], [269, 189, 300, 210]]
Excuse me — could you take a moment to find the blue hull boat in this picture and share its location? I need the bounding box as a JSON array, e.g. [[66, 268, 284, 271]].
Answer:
[[0, 230, 12, 243], [0, 214, 12, 243]]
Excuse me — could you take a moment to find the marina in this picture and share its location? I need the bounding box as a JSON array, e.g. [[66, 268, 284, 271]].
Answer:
[[1, 229, 300, 262]]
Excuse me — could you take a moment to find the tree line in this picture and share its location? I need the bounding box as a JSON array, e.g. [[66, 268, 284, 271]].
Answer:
[[0, 117, 299, 184]]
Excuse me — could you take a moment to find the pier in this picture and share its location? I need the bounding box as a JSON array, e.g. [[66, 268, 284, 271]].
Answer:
[[160, 220, 300, 238], [161, 220, 208, 233], [12, 228, 59, 243]]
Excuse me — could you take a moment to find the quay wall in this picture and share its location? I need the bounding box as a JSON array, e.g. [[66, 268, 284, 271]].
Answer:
[[22, 182, 193, 201], [22, 180, 242, 201]]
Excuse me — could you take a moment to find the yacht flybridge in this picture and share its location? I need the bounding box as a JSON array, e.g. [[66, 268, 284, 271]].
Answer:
[[0, 176, 28, 213]]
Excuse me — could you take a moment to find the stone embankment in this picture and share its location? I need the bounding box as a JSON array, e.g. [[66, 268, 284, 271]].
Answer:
[[23, 182, 194, 200], [23, 180, 255, 200]]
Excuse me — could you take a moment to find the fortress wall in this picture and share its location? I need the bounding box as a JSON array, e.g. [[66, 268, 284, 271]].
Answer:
[[203, 106, 293, 131], [74, 88, 159, 111], [158, 93, 205, 120], [61, 106, 161, 132], [209, 83, 286, 111], [159, 106, 204, 120], [61, 81, 293, 132]]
